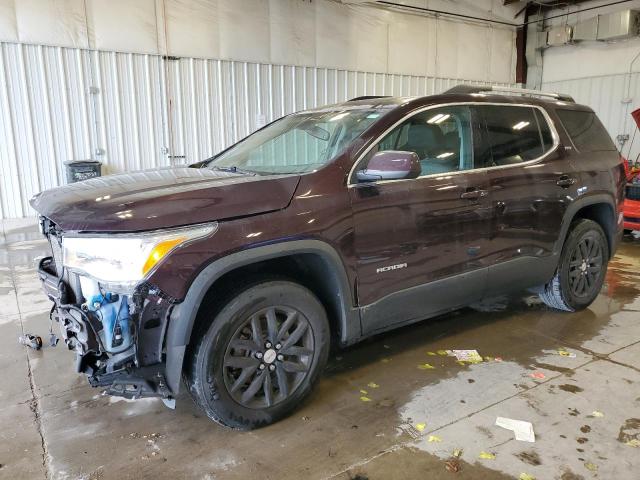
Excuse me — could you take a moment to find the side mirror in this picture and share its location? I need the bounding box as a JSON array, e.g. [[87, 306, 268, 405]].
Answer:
[[356, 150, 421, 182]]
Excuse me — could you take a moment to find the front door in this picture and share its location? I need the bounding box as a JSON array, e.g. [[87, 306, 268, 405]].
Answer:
[[349, 105, 493, 335]]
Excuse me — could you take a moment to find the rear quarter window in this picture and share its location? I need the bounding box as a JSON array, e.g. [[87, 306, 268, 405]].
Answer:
[[556, 109, 616, 152]]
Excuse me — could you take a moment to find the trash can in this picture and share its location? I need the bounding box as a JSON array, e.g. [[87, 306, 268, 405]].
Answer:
[[64, 160, 102, 183]]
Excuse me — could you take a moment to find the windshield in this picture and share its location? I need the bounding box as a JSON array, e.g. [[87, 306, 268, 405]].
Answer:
[[208, 108, 390, 174]]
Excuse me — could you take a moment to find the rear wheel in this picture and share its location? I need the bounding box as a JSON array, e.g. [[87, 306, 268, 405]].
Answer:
[[185, 280, 330, 430], [538, 219, 609, 312]]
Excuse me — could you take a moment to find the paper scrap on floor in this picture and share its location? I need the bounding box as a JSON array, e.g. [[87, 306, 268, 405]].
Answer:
[[447, 350, 483, 363], [495, 417, 535, 442]]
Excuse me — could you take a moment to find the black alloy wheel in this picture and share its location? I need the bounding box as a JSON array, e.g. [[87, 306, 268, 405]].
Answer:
[[223, 305, 314, 409], [185, 280, 330, 430], [567, 233, 604, 298]]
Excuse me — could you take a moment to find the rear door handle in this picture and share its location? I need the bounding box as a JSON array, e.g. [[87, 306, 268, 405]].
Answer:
[[460, 189, 488, 200], [556, 175, 576, 188]]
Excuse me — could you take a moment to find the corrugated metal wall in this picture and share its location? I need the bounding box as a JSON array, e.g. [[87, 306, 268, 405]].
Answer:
[[0, 42, 515, 219], [542, 74, 640, 160]]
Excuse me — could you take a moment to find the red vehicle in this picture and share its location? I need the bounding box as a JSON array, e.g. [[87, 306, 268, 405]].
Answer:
[[623, 108, 640, 232], [623, 159, 640, 232]]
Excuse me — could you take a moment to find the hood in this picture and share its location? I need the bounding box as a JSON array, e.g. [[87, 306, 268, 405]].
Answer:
[[30, 167, 300, 232]]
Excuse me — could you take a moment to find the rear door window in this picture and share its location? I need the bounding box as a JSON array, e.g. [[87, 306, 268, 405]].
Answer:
[[556, 109, 616, 152], [478, 106, 548, 167]]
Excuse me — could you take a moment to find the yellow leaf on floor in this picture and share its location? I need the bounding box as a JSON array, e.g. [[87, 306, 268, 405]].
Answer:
[[415, 423, 426, 432], [418, 363, 435, 370], [367, 382, 379, 389], [478, 451, 496, 460], [359, 396, 372, 402], [428, 435, 442, 443], [519, 474, 535, 480]]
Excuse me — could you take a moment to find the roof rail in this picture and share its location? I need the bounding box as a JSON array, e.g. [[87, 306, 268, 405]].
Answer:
[[347, 95, 391, 102], [444, 85, 575, 103]]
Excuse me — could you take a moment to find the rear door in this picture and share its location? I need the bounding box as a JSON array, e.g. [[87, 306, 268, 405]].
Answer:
[[349, 105, 493, 334], [477, 104, 576, 295]]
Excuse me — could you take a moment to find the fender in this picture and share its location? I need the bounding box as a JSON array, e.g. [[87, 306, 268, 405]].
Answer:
[[554, 192, 618, 258], [163, 239, 359, 393]]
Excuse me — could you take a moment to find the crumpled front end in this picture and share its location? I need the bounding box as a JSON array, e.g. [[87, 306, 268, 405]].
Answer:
[[37, 217, 176, 405]]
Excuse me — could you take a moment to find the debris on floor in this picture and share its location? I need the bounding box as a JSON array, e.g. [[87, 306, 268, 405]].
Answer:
[[557, 348, 577, 358], [519, 473, 536, 480], [530, 371, 546, 380], [359, 395, 372, 402], [447, 350, 483, 363], [398, 423, 423, 439], [17, 333, 43, 350], [418, 363, 435, 370], [478, 451, 496, 460], [584, 461, 598, 472], [495, 417, 536, 442], [428, 435, 442, 443], [367, 382, 379, 389], [415, 423, 426, 432], [589, 411, 605, 418], [444, 449, 463, 473]]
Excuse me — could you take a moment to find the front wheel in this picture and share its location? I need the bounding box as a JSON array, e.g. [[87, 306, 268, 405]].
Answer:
[[538, 219, 609, 312], [185, 280, 330, 430]]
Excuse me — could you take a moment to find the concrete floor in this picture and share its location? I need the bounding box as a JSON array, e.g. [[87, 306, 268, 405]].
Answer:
[[1, 218, 639, 480]]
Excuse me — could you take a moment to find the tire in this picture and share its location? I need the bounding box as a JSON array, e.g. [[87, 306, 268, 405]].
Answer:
[[538, 219, 609, 312], [185, 280, 330, 430]]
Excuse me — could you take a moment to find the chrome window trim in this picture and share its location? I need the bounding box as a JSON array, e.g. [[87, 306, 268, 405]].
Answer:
[[347, 101, 561, 187]]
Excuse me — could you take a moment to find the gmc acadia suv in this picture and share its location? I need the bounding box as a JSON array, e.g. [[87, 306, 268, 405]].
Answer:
[[31, 85, 624, 429]]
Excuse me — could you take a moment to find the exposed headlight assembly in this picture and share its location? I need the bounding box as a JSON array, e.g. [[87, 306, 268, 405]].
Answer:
[[62, 223, 217, 293]]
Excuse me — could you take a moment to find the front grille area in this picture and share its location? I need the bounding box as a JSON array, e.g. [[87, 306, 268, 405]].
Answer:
[[626, 183, 640, 201]]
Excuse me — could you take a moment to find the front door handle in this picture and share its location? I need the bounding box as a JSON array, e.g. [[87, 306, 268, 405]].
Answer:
[[556, 175, 576, 188], [460, 189, 488, 200]]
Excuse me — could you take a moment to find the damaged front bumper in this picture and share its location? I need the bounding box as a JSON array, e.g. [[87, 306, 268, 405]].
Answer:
[[37, 256, 176, 406]]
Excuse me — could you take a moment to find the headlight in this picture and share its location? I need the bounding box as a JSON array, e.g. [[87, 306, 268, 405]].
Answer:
[[62, 223, 217, 292]]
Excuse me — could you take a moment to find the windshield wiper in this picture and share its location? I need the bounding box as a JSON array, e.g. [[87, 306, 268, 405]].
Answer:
[[211, 165, 257, 175]]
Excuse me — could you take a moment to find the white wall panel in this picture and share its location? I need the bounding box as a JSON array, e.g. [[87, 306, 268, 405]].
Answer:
[[388, 12, 434, 76], [0, 0, 18, 42], [86, 0, 159, 54], [219, 0, 270, 63], [0, 0, 517, 82], [350, 7, 388, 74], [0, 42, 515, 219], [269, 0, 316, 67], [164, 0, 220, 59], [15, 0, 88, 49]]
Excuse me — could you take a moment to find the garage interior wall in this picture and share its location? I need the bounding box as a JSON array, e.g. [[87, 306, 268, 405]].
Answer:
[[539, 0, 640, 162], [0, 0, 518, 219]]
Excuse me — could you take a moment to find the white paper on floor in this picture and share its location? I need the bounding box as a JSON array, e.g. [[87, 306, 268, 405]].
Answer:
[[495, 417, 536, 442], [446, 349, 483, 363]]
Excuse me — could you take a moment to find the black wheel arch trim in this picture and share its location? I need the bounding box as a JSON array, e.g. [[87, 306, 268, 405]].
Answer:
[[163, 239, 359, 393], [554, 192, 619, 260]]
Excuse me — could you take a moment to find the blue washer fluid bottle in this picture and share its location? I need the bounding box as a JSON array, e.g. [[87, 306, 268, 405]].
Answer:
[[87, 293, 133, 354]]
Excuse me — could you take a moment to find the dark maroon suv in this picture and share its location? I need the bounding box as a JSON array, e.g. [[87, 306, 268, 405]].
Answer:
[[31, 85, 624, 429]]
